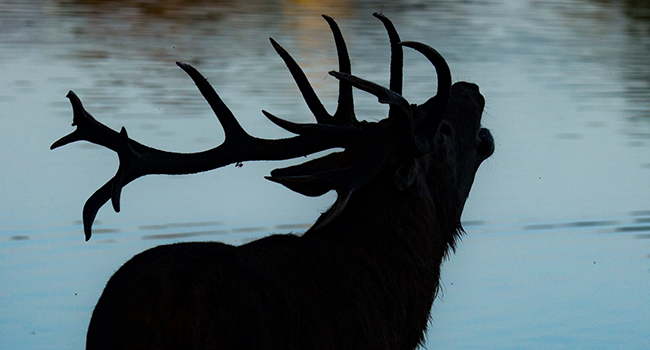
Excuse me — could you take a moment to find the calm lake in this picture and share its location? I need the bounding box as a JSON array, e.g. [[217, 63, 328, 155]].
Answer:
[[1, 0, 649, 349]]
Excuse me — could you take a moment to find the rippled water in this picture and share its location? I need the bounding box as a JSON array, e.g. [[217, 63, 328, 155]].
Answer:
[[1, 0, 650, 349]]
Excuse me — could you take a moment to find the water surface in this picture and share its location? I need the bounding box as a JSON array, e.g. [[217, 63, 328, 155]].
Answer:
[[1, 0, 649, 349]]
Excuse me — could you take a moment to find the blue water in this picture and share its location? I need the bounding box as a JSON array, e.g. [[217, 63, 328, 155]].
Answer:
[[1, 0, 649, 349]]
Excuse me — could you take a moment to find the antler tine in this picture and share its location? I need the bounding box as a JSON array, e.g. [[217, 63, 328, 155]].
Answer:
[[83, 180, 112, 241], [401, 41, 451, 102], [321, 14, 355, 125], [176, 62, 251, 141], [269, 38, 331, 124], [262, 110, 361, 140], [51, 91, 121, 151], [267, 150, 386, 231], [373, 13, 403, 97], [111, 127, 138, 213], [400, 41, 452, 125], [328, 71, 410, 117]]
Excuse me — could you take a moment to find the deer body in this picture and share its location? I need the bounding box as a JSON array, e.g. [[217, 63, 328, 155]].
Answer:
[[52, 14, 493, 350], [88, 170, 447, 349]]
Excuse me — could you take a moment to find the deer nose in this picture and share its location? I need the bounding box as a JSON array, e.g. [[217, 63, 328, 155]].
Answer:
[[453, 82, 484, 108], [466, 84, 485, 112]]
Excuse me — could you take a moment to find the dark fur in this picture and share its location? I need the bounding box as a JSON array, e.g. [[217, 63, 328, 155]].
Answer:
[[86, 82, 491, 350]]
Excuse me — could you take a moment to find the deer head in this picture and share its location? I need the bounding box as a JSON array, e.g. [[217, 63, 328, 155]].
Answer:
[[51, 14, 493, 241]]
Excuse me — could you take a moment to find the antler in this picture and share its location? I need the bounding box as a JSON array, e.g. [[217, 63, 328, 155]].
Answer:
[[52, 14, 452, 240], [51, 66, 352, 240]]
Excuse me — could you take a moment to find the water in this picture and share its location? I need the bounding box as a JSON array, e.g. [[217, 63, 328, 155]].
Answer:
[[1, 0, 649, 349]]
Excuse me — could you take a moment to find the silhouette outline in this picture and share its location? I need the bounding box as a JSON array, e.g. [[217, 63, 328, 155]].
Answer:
[[52, 13, 494, 350]]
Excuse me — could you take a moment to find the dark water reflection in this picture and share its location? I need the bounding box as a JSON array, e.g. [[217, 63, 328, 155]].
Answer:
[[1, 0, 650, 349]]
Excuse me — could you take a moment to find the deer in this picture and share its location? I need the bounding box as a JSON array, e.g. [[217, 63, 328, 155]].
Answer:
[[51, 13, 494, 350]]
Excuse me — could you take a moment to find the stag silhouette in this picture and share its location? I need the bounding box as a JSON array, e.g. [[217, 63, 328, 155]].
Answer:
[[52, 13, 494, 350]]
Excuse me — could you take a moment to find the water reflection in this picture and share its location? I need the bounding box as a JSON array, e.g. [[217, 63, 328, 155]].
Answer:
[[62, 211, 650, 241], [90, 227, 121, 234], [10, 235, 30, 241], [519, 214, 650, 235], [138, 220, 223, 231], [141, 230, 228, 240]]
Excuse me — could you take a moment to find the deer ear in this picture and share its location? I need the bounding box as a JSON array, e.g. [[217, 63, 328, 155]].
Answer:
[[434, 120, 455, 154], [393, 158, 422, 191], [436, 120, 453, 143]]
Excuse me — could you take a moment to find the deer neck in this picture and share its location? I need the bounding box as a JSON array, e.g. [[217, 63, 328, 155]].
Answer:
[[305, 178, 460, 283], [303, 180, 459, 342]]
